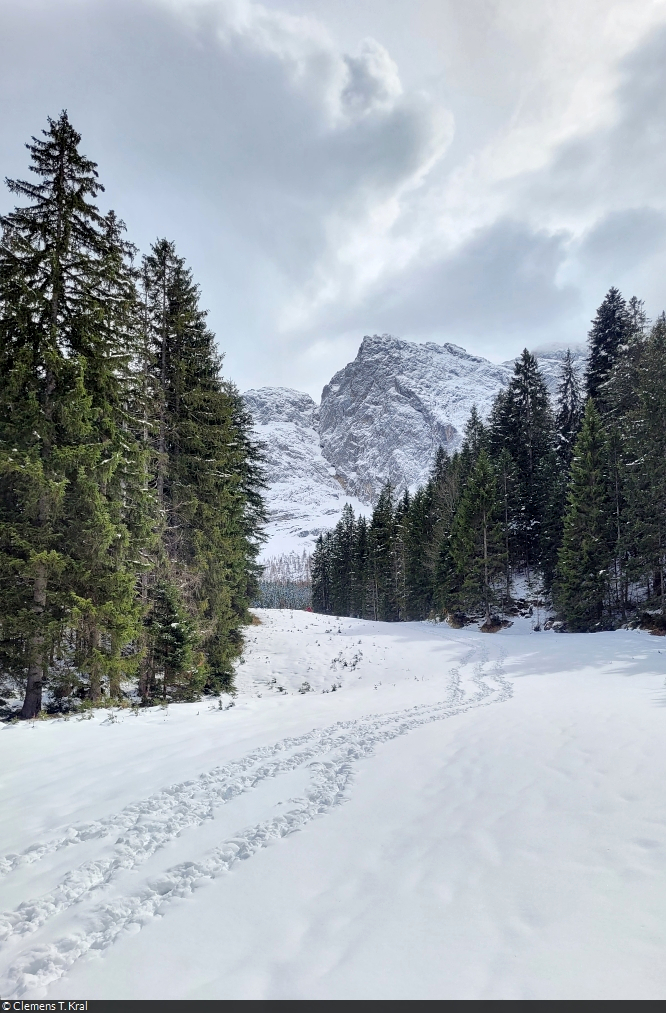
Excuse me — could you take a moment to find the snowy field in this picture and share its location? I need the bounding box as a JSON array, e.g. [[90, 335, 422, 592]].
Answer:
[[2, 611, 666, 1000]]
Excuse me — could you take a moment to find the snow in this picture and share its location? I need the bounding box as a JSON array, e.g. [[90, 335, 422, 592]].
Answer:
[[243, 387, 368, 558], [2, 612, 666, 1000], [245, 339, 589, 557]]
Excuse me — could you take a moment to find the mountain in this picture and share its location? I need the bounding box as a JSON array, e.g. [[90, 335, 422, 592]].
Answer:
[[243, 387, 367, 559], [319, 336, 513, 502], [245, 336, 588, 559]]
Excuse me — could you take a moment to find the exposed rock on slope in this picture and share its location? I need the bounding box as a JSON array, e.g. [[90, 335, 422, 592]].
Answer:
[[243, 387, 366, 559], [319, 335, 512, 501], [244, 337, 588, 557]]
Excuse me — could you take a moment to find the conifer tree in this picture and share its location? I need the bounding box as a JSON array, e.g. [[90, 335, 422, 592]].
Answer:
[[352, 514, 370, 618], [329, 503, 356, 616], [624, 315, 666, 612], [311, 533, 332, 614], [556, 400, 613, 630], [140, 239, 265, 694], [585, 288, 629, 408], [449, 449, 504, 623], [0, 112, 146, 717], [368, 484, 397, 621], [555, 349, 583, 468], [404, 484, 435, 619], [488, 350, 555, 574]]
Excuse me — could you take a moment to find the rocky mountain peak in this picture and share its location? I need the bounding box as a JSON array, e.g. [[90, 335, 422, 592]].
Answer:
[[244, 336, 588, 558]]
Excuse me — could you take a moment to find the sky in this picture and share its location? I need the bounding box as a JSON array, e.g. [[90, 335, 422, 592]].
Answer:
[[1, 0, 666, 398]]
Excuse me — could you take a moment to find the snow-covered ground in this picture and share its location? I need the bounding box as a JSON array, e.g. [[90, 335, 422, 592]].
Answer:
[[2, 612, 666, 1000]]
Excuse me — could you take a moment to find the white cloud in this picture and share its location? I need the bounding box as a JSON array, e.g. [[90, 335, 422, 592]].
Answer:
[[1, 0, 665, 393]]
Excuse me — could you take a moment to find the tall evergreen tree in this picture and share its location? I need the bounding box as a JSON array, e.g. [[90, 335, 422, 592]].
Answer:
[[585, 287, 629, 407], [351, 514, 370, 618], [140, 239, 265, 695], [555, 349, 583, 468], [624, 314, 666, 613], [488, 349, 555, 574], [329, 503, 356, 617], [367, 484, 397, 621], [311, 533, 332, 614], [556, 400, 613, 630], [449, 449, 504, 622], [0, 112, 146, 717]]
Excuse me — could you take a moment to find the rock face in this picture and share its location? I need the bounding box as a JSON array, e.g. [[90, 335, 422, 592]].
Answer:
[[244, 336, 588, 558], [319, 335, 513, 502], [243, 387, 367, 559]]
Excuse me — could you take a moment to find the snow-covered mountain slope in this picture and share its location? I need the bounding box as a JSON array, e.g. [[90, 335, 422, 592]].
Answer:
[[243, 387, 367, 560], [319, 335, 512, 502], [3, 614, 666, 1000], [245, 337, 588, 556]]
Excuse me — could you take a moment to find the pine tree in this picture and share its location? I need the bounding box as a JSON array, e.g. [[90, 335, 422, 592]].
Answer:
[[586, 288, 629, 408], [329, 503, 356, 616], [140, 239, 265, 694], [352, 514, 370, 618], [449, 449, 504, 623], [488, 350, 555, 575], [368, 484, 397, 621], [555, 400, 613, 630], [311, 533, 332, 614], [494, 448, 516, 608], [404, 484, 435, 619], [555, 349, 583, 468], [0, 112, 146, 717], [624, 315, 666, 613]]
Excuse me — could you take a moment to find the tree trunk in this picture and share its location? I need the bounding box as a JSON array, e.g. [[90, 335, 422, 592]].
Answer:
[[21, 563, 47, 719], [483, 512, 490, 624]]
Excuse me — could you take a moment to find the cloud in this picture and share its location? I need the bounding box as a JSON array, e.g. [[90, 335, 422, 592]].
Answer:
[[0, 0, 452, 391], [0, 0, 665, 395]]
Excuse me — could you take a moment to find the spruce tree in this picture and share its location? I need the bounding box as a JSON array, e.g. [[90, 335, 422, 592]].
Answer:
[[329, 503, 356, 616], [311, 533, 332, 614], [0, 112, 146, 717], [404, 484, 435, 619], [555, 349, 583, 468], [140, 239, 265, 695], [555, 400, 613, 630], [449, 449, 504, 623], [352, 514, 370, 618], [585, 288, 629, 407], [625, 315, 666, 613], [488, 350, 555, 575], [368, 484, 397, 621]]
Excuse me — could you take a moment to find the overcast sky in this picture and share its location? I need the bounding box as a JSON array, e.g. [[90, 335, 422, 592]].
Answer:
[[2, 0, 666, 397]]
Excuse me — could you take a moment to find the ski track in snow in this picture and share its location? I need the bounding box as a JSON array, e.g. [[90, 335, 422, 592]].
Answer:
[[0, 644, 510, 998]]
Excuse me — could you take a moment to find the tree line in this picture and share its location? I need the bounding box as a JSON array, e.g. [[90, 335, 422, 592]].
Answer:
[[312, 288, 666, 632], [0, 113, 265, 718]]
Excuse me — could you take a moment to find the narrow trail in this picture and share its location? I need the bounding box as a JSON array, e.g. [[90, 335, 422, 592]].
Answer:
[[0, 641, 511, 999]]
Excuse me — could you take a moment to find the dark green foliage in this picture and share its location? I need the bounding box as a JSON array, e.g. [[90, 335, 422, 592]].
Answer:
[[555, 401, 613, 630], [0, 114, 265, 715], [142, 579, 204, 702], [488, 350, 556, 575], [623, 314, 666, 612], [448, 450, 505, 621], [585, 287, 630, 408], [139, 238, 265, 696], [311, 533, 332, 614], [0, 112, 146, 716], [555, 350, 583, 468], [367, 484, 399, 621], [311, 289, 666, 633]]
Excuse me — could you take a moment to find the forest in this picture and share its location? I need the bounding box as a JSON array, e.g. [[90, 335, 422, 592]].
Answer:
[[312, 291, 666, 633], [0, 113, 265, 718]]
